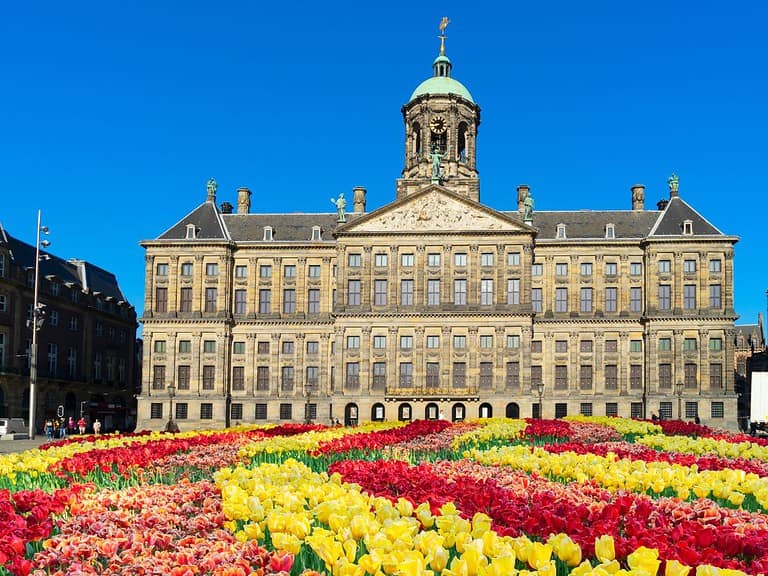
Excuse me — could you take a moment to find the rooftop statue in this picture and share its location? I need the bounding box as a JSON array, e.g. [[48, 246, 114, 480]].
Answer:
[[524, 193, 535, 222], [331, 192, 346, 223]]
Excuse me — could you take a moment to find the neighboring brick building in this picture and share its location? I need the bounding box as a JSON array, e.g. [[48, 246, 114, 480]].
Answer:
[[137, 27, 739, 431], [0, 224, 137, 431]]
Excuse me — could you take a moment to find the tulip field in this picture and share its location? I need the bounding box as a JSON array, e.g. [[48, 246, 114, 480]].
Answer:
[[3, 417, 768, 575]]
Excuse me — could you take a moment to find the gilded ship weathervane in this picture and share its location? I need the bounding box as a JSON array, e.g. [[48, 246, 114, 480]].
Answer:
[[439, 16, 450, 54]]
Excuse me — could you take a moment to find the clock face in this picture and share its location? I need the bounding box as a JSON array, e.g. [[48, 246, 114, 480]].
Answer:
[[430, 115, 447, 134]]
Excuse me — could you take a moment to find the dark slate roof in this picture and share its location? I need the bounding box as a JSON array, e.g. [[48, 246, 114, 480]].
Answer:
[[502, 210, 661, 240], [649, 196, 722, 236], [157, 202, 228, 240], [0, 226, 129, 302], [223, 213, 343, 242], [735, 324, 765, 348]]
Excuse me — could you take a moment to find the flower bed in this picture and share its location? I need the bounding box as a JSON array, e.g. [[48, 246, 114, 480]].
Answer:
[[2, 417, 765, 575]]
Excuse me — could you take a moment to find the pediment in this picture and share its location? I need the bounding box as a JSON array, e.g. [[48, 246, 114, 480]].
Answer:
[[342, 188, 530, 234]]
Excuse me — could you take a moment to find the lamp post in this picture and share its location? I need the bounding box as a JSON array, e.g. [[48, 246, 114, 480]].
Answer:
[[304, 382, 317, 424], [28, 210, 50, 439], [675, 381, 684, 419], [533, 382, 544, 419], [166, 384, 176, 432]]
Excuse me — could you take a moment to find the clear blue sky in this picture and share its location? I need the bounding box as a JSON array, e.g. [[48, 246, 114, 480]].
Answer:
[[3, 1, 766, 335]]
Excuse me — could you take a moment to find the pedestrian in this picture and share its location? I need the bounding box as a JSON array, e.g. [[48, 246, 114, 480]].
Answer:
[[68, 416, 75, 435], [44, 419, 53, 440], [59, 419, 67, 439], [93, 419, 101, 435], [77, 416, 86, 435]]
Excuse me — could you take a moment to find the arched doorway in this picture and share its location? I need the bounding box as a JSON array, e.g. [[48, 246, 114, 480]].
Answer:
[[425, 402, 439, 420], [371, 402, 386, 422], [344, 403, 358, 426], [398, 403, 412, 422], [505, 402, 520, 419], [479, 403, 493, 419], [452, 403, 466, 422]]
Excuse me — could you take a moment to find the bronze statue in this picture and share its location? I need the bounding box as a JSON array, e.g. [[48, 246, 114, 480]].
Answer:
[[331, 193, 347, 223], [668, 173, 679, 194], [524, 193, 535, 222], [431, 147, 444, 183], [206, 178, 217, 196]]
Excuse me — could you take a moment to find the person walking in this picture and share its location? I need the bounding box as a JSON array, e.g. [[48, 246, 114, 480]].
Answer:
[[77, 416, 86, 435], [67, 416, 75, 435], [44, 419, 53, 440], [59, 419, 67, 439], [93, 419, 101, 435]]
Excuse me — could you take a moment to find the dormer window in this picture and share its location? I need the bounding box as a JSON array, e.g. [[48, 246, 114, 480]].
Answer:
[[556, 224, 567, 239], [605, 223, 615, 239], [682, 220, 693, 235], [186, 224, 197, 239], [311, 226, 322, 241], [263, 226, 273, 241]]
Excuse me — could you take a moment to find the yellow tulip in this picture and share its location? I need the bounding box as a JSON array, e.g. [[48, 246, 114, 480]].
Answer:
[[627, 546, 660, 575], [595, 535, 616, 563], [471, 512, 493, 538], [358, 553, 381, 574], [598, 559, 621, 574], [480, 554, 517, 576], [429, 545, 449, 572], [570, 560, 596, 576], [462, 545, 489, 576], [664, 559, 691, 576], [455, 531, 473, 553], [334, 558, 365, 576], [243, 522, 263, 540], [527, 542, 553, 570], [270, 531, 302, 555], [415, 502, 435, 528], [396, 497, 414, 517], [728, 491, 745, 507]]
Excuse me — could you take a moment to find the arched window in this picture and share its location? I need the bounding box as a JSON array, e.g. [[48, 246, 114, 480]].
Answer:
[[452, 403, 466, 422], [458, 122, 468, 163], [479, 403, 492, 419], [371, 402, 385, 422], [345, 403, 358, 426], [425, 402, 439, 420], [505, 402, 520, 419], [413, 122, 422, 158], [398, 403, 412, 422]]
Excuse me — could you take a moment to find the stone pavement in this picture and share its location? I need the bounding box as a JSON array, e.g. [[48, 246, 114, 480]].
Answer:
[[0, 435, 54, 454]]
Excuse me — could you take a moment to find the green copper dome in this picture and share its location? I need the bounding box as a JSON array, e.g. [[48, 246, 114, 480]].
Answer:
[[409, 75, 474, 103]]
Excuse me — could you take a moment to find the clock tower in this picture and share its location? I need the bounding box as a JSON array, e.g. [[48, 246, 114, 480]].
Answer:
[[397, 18, 481, 201]]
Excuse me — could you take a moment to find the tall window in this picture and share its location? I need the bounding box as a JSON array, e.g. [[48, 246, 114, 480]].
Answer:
[[630, 287, 642, 313], [454, 253, 467, 267], [531, 365, 542, 387], [452, 362, 466, 388], [555, 340, 568, 354], [177, 365, 190, 390], [630, 365, 642, 389], [347, 335, 360, 350], [710, 363, 722, 390], [580, 262, 592, 276], [555, 288, 568, 312], [507, 252, 520, 266], [235, 265, 247, 278], [259, 289, 271, 314], [507, 335, 520, 349], [604, 287, 617, 312], [306, 341, 319, 354], [605, 262, 617, 276], [658, 338, 671, 351], [479, 362, 493, 388], [235, 289, 247, 314], [426, 362, 440, 389], [683, 285, 697, 309], [531, 288, 542, 313], [709, 259, 721, 272], [658, 260, 671, 274], [308, 264, 321, 278], [348, 253, 361, 267], [454, 279, 467, 305], [658, 285, 671, 310], [399, 363, 413, 387], [348, 280, 361, 306], [427, 280, 440, 306], [282, 289, 296, 314], [605, 365, 618, 390], [684, 338, 697, 351], [426, 335, 440, 348], [555, 365, 568, 389], [630, 262, 642, 276], [204, 288, 217, 312], [374, 253, 388, 267], [155, 287, 168, 313], [580, 287, 593, 312], [152, 365, 165, 389], [47, 342, 58, 376], [556, 263, 568, 277], [531, 263, 543, 276], [0, 333, 5, 370], [683, 259, 697, 273], [480, 279, 494, 305], [306, 366, 319, 387], [346, 363, 360, 389], [372, 363, 386, 390], [505, 362, 519, 389], [580, 365, 593, 389], [480, 335, 493, 349], [308, 289, 321, 313], [401, 253, 414, 267], [181, 262, 193, 276], [709, 338, 722, 351], [374, 280, 388, 306], [400, 280, 414, 306], [284, 264, 296, 278], [180, 287, 192, 312], [232, 366, 245, 391], [709, 285, 721, 308], [658, 363, 672, 388], [507, 279, 520, 305], [206, 263, 218, 276], [685, 363, 697, 388], [260, 265, 272, 278], [453, 335, 466, 349], [202, 365, 215, 390], [281, 366, 294, 391], [400, 335, 413, 350], [67, 347, 77, 378], [427, 253, 441, 267], [480, 253, 494, 267], [256, 366, 269, 391]]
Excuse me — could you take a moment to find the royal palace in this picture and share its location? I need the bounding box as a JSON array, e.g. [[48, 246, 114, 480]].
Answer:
[[137, 24, 738, 430]]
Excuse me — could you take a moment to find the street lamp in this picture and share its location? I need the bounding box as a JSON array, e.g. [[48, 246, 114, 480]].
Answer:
[[304, 382, 318, 424], [166, 384, 177, 432], [533, 382, 544, 419], [28, 210, 50, 439], [675, 381, 684, 419]]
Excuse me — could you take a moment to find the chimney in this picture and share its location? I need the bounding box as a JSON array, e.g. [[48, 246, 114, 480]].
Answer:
[[631, 184, 645, 211], [237, 187, 251, 214], [657, 199, 669, 211], [353, 186, 367, 213], [517, 184, 530, 212], [220, 202, 233, 214]]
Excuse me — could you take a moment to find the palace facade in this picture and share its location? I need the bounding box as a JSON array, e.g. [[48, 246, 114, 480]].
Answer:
[[137, 28, 739, 430]]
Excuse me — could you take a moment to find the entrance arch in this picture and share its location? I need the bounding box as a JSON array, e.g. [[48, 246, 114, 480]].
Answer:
[[344, 403, 358, 426], [371, 402, 386, 422], [479, 402, 493, 419], [452, 403, 466, 422], [505, 402, 520, 419]]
